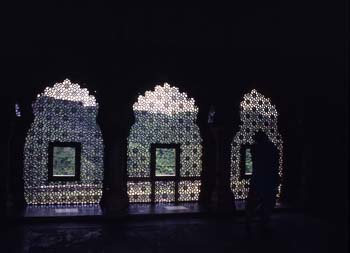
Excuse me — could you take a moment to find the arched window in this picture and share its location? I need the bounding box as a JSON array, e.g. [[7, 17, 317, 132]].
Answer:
[[24, 79, 104, 205], [127, 83, 202, 203], [230, 89, 283, 199]]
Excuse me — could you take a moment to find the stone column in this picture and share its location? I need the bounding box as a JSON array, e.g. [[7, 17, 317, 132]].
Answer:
[[198, 124, 216, 206], [102, 106, 131, 215], [5, 100, 17, 216], [209, 126, 236, 212], [103, 138, 129, 215]]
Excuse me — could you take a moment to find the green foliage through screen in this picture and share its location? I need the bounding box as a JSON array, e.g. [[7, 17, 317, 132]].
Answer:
[[245, 148, 253, 175], [156, 148, 176, 176], [53, 147, 76, 176]]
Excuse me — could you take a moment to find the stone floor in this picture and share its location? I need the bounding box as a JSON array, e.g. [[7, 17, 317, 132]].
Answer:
[[1, 212, 347, 253], [21, 201, 286, 218]]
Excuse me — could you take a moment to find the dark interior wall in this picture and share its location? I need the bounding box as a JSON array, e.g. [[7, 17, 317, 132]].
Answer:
[[0, 2, 347, 222]]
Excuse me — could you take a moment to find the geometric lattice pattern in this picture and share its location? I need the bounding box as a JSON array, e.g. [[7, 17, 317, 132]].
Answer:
[[230, 89, 283, 199], [127, 181, 152, 203], [127, 83, 202, 203], [155, 181, 176, 202], [24, 79, 104, 205], [178, 180, 201, 201]]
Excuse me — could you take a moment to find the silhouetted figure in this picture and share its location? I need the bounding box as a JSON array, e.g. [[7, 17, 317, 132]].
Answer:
[[207, 105, 216, 124], [245, 131, 279, 234]]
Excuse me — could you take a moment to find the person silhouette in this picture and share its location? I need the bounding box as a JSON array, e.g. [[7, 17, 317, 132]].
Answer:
[[245, 131, 280, 234]]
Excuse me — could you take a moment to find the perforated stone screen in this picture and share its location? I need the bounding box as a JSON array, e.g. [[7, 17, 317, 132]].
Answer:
[[24, 79, 104, 205], [127, 83, 202, 203], [230, 89, 283, 199]]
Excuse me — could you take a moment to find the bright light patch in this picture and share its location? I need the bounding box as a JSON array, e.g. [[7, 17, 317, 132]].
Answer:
[[15, 103, 21, 117], [38, 79, 96, 107], [133, 83, 197, 115]]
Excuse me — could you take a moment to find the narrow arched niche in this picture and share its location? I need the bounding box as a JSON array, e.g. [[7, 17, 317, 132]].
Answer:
[[127, 83, 203, 203], [230, 89, 284, 199], [24, 79, 104, 205]]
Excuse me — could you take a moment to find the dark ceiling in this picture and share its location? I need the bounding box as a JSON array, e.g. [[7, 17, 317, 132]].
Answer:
[[1, 2, 346, 143]]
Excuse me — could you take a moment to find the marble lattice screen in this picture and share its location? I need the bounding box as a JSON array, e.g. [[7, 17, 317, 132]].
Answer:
[[127, 83, 203, 203], [230, 89, 284, 199], [24, 79, 104, 205]]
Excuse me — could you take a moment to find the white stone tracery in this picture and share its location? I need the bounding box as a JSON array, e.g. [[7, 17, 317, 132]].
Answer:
[[127, 83, 202, 203], [230, 89, 283, 199], [24, 79, 104, 205]]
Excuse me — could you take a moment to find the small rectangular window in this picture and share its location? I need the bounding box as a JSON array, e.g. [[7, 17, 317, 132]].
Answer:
[[53, 146, 76, 176], [240, 145, 254, 179], [244, 148, 253, 175], [151, 143, 180, 179], [155, 148, 176, 176], [48, 142, 81, 181]]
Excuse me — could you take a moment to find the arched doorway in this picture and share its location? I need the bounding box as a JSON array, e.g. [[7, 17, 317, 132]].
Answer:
[[127, 83, 202, 203], [24, 79, 104, 205], [230, 89, 284, 200]]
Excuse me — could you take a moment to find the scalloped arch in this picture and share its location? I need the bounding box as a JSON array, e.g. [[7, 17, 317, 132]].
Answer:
[[24, 79, 104, 205], [37, 79, 97, 107], [127, 83, 202, 203], [133, 83, 198, 116]]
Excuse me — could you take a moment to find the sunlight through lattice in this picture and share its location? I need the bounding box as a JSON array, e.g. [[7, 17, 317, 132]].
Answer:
[[230, 89, 283, 199], [127, 83, 202, 203], [24, 79, 104, 205]]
